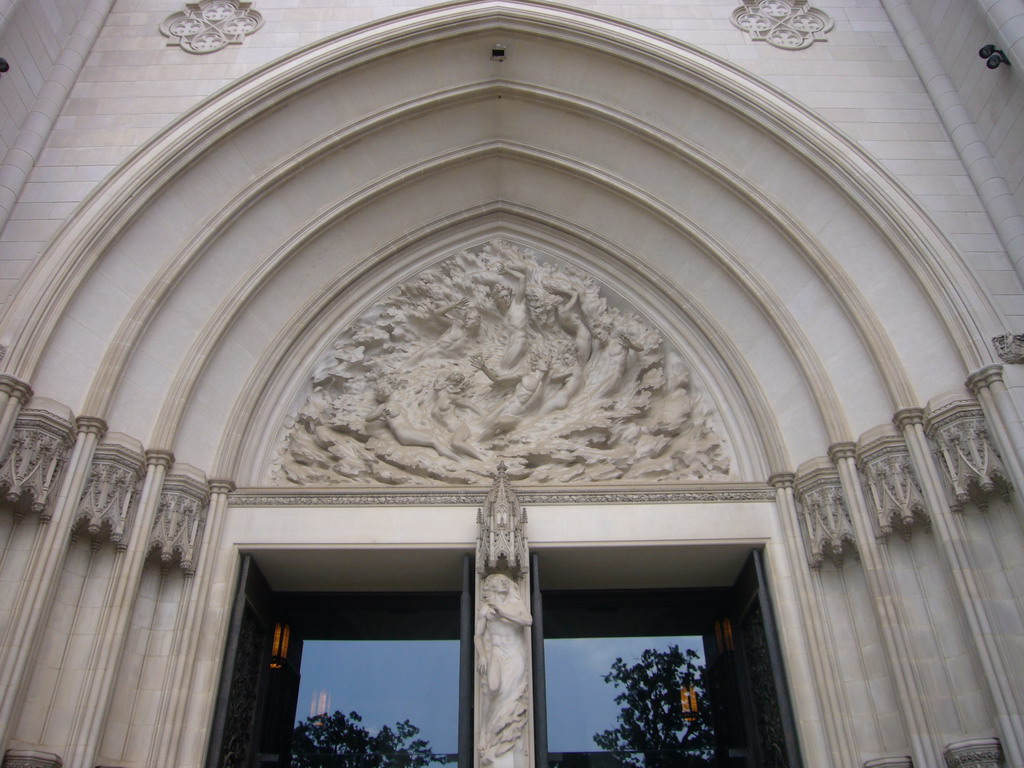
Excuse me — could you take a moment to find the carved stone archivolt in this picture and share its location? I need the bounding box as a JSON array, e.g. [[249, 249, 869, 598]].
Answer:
[[0, 400, 75, 521], [731, 0, 834, 50], [73, 434, 145, 549], [857, 427, 928, 539], [943, 737, 1004, 768], [160, 0, 263, 54], [275, 240, 730, 486], [926, 395, 1011, 512], [794, 458, 856, 567], [150, 471, 209, 574]]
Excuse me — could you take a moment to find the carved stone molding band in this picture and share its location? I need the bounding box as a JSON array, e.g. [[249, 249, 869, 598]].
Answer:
[[0, 401, 75, 521], [794, 458, 856, 567], [863, 757, 912, 768], [230, 485, 774, 506], [275, 239, 730, 487], [943, 737, 1004, 767], [150, 472, 210, 573], [992, 333, 1024, 363], [731, 0, 834, 50], [857, 428, 928, 539], [160, 0, 263, 54], [74, 435, 145, 549], [925, 395, 1011, 512], [1, 750, 63, 768]]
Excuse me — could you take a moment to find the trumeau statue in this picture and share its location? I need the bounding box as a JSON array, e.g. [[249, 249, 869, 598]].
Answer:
[[475, 465, 532, 768], [273, 239, 730, 485]]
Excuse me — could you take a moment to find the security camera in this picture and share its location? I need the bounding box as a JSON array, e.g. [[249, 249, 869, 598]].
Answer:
[[979, 44, 1010, 69]]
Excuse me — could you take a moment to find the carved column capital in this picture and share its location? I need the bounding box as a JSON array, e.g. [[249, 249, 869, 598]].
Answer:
[[943, 736, 1004, 767], [209, 478, 236, 495], [0, 375, 33, 404], [794, 457, 856, 567], [966, 364, 1005, 394], [74, 416, 108, 437], [0, 401, 76, 521], [150, 468, 209, 575], [926, 394, 1011, 512], [857, 426, 928, 538], [893, 407, 925, 430], [145, 449, 175, 469], [828, 441, 857, 463], [768, 472, 795, 490]]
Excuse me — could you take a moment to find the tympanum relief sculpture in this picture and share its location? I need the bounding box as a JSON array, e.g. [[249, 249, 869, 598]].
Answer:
[[274, 240, 730, 485]]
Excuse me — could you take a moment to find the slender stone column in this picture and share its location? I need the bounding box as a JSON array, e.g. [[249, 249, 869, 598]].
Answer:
[[0, 413, 98, 748], [829, 442, 943, 768], [896, 408, 1024, 766], [0, 374, 32, 455], [769, 473, 857, 768], [156, 479, 233, 768], [968, 365, 1024, 506], [64, 449, 174, 768]]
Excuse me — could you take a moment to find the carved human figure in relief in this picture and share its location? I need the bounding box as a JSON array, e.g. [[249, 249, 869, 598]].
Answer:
[[404, 297, 479, 367], [471, 353, 550, 442], [432, 372, 485, 460], [545, 282, 593, 364], [495, 263, 532, 373], [366, 380, 461, 461], [476, 573, 532, 768]]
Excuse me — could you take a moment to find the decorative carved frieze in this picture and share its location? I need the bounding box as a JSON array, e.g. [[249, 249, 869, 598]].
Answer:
[[74, 434, 145, 549], [926, 395, 1011, 512], [0, 401, 75, 521], [476, 462, 528, 576], [150, 471, 209, 574], [1, 750, 63, 768], [794, 458, 856, 567], [857, 427, 928, 539], [943, 737, 1004, 768], [275, 239, 730, 486], [160, 0, 263, 54], [731, 0, 834, 50], [992, 333, 1024, 364], [231, 485, 775, 506]]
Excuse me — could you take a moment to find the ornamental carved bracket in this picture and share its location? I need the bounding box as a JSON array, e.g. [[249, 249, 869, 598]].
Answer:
[[73, 437, 145, 549], [858, 431, 928, 539], [795, 461, 856, 568], [476, 462, 528, 577], [943, 737, 1004, 768], [160, 0, 263, 54], [926, 397, 1011, 512], [150, 473, 209, 574], [0, 403, 75, 521], [731, 0, 834, 50]]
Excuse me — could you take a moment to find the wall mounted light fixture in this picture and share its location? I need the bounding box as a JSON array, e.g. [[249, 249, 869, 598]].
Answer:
[[0, 59, 9, 78]]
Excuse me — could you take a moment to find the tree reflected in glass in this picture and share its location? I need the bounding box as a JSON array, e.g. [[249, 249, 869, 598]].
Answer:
[[592, 645, 714, 768], [291, 710, 443, 768]]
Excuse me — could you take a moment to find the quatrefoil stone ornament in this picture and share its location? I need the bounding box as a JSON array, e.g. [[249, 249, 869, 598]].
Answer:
[[160, 0, 263, 54], [731, 0, 834, 50]]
